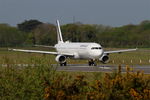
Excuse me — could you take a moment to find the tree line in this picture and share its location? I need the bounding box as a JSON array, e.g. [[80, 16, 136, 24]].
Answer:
[[0, 20, 150, 48]]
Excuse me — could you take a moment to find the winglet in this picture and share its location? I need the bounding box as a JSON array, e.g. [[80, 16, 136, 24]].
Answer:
[[56, 20, 64, 43]]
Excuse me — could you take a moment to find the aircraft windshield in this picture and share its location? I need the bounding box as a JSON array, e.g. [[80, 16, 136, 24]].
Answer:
[[91, 47, 102, 50]]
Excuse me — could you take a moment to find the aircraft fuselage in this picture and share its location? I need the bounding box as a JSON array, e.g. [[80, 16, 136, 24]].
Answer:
[[55, 42, 104, 59]]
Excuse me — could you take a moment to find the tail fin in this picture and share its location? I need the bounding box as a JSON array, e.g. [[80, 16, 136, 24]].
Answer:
[[56, 20, 64, 43]]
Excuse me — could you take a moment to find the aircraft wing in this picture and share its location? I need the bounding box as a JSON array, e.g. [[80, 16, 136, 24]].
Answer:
[[104, 48, 137, 54], [34, 45, 55, 48], [8, 49, 74, 56]]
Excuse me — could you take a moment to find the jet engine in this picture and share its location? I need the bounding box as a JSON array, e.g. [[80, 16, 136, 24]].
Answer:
[[55, 55, 66, 63], [99, 54, 109, 64]]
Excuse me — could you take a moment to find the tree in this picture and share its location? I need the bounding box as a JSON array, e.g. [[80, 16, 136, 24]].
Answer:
[[17, 19, 42, 32], [62, 24, 80, 42], [0, 24, 26, 47], [27, 23, 57, 45]]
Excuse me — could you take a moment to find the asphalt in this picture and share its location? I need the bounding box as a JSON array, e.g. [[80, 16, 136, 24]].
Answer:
[[1, 64, 150, 74], [56, 64, 150, 74]]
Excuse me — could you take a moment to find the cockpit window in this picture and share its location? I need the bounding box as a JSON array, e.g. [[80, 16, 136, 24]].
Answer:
[[91, 47, 102, 50]]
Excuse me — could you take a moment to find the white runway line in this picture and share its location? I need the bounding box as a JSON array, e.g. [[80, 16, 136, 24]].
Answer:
[[99, 67, 111, 69]]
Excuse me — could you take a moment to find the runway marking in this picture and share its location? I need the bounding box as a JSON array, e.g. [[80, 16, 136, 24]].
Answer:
[[57, 70, 111, 73], [67, 66, 91, 67], [57, 65, 111, 69], [98, 67, 111, 69]]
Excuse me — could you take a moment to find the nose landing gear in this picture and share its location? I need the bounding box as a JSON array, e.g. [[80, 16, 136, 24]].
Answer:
[[88, 59, 97, 66]]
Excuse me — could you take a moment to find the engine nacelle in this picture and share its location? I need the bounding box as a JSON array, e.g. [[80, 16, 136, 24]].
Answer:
[[55, 55, 66, 63], [99, 54, 109, 64]]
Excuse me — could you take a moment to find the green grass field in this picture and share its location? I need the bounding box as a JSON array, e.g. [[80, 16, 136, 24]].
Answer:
[[0, 47, 150, 65]]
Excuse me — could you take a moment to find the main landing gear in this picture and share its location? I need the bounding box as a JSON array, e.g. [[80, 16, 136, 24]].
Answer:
[[60, 62, 67, 66], [59, 60, 96, 66], [88, 59, 97, 66]]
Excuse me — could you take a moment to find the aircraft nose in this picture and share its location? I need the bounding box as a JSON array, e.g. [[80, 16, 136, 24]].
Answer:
[[91, 50, 103, 58], [97, 50, 103, 56]]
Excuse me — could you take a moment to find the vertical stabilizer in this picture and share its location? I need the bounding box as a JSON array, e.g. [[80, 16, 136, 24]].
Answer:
[[56, 20, 64, 43]]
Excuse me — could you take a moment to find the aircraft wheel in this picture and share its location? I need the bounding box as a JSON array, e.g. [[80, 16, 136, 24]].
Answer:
[[93, 62, 97, 66], [88, 61, 92, 66], [64, 62, 67, 66], [88, 60, 96, 66], [60, 63, 63, 66], [60, 62, 67, 66]]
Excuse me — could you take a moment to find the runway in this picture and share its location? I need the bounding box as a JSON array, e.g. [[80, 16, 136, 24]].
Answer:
[[56, 64, 150, 74], [1, 64, 150, 74]]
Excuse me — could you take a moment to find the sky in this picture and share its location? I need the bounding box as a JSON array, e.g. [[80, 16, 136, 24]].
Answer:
[[0, 0, 149, 26]]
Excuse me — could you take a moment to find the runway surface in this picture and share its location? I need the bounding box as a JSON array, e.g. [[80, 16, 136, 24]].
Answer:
[[56, 64, 150, 74], [1, 64, 150, 74]]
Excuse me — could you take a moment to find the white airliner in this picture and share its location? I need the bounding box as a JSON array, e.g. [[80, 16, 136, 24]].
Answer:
[[10, 20, 137, 66]]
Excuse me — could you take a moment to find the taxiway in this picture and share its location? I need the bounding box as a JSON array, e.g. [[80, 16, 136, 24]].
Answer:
[[1, 64, 150, 74]]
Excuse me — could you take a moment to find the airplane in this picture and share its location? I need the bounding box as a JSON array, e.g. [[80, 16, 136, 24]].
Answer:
[[9, 20, 137, 66]]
